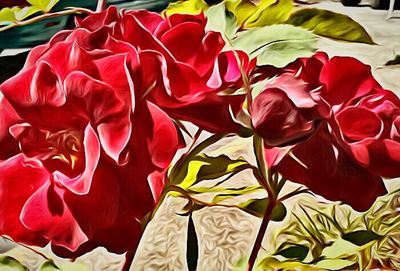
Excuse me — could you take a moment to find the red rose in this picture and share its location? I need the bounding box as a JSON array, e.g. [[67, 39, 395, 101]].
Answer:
[[76, 8, 255, 133], [262, 53, 400, 211], [251, 73, 327, 147], [0, 6, 254, 256], [322, 58, 400, 178]]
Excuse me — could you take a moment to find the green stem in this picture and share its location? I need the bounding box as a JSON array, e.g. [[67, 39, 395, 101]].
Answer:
[[247, 197, 276, 271], [253, 135, 268, 183], [247, 136, 279, 271]]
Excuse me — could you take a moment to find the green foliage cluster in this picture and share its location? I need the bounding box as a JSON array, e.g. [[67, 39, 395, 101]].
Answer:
[[260, 190, 400, 270]]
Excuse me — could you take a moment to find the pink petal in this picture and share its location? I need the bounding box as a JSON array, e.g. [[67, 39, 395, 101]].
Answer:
[[53, 124, 100, 195], [0, 154, 48, 246], [147, 102, 183, 169], [21, 182, 88, 252]]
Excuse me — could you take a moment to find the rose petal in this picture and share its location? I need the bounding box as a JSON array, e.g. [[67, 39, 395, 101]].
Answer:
[[320, 56, 380, 107], [53, 124, 100, 195], [64, 72, 131, 163], [252, 88, 315, 147], [0, 154, 48, 246], [146, 102, 183, 169], [272, 125, 387, 211], [336, 107, 382, 142], [21, 182, 88, 251]]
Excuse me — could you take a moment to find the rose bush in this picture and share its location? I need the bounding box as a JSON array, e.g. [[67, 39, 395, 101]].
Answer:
[[0, 7, 251, 256], [254, 52, 400, 211]]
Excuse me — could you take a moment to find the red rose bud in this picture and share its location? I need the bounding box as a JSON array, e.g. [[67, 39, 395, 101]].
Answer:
[[251, 73, 323, 147]]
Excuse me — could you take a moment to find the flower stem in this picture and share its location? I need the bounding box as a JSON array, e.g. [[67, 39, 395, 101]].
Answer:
[[247, 197, 276, 271], [122, 249, 135, 271], [247, 136, 278, 271]]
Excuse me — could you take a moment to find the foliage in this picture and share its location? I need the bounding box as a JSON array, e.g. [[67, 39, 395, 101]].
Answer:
[[165, 0, 375, 44], [385, 54, 400, 66], [260, 190, 400, 270], [0, 256, 27, 271], [39, 260, 89, 270], [0, 0, 59, 24], [232, 24, 317, 67], [287, 8, 375, 44], [224, 0, 293, 28]]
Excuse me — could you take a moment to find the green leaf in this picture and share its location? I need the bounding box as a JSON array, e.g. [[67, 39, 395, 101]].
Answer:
[[205, 3, 238, 40], [26, 0, 60, 12], [238, 198, 267, 217], [341, 230, 382, 246], [385, 55, 400, 66], [271, 201, 287, 222], [40, 261, 59, 271], [286, 8, 375, 44], [225, 0, 293, 28], [238, 198, 287, 220], [274, 244, 309, 261], [170, 154, 249, 189], [312, 259, 355, 270], [0, 256, 27, 271], [232, 24, 317, 67]]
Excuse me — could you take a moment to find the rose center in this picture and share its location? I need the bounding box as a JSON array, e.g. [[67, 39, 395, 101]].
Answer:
[[46, 129, 82, 169]]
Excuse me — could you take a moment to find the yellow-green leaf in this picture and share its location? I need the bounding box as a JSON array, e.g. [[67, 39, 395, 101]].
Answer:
[[26, 0, 60, 12], [163, 0, 209, 16], [258, 256, 315, 270], [40, 260, 89, 271], [225, 0, 293, 28], [211, 185, 264, 203], [286, 8, 375, 44], [170, 154, 249, 189], [312, 259, 354, 270], [232, 24, 317, 67], [205, 3, 239, 40], [0, 7, 20, 23], [0, 256, 27, 271], [14, 6, 42, 21], [321, 238, 359, 259]]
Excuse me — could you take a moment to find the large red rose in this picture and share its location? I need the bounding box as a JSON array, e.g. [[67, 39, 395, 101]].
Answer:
[[260, 53, 400, 211], [75, 7, 255, 133], [2, 8, 260, 257]]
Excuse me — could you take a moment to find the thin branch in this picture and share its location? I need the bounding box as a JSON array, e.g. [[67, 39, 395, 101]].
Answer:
[[0, 8, 93, 33]]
